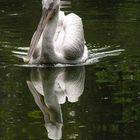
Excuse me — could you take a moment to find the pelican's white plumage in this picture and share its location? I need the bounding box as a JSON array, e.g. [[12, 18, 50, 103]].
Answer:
[[24, 0, 88, 64]]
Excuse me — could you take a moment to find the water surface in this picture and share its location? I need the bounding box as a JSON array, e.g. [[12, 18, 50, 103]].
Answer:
[[0, 0, 140, 139]]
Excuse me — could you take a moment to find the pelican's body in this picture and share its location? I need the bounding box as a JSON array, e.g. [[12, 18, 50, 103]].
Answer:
[[24, 0, 88, 64]]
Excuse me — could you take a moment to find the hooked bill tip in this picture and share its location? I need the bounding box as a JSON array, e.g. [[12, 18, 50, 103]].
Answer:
[[23, 56, 30, 64]]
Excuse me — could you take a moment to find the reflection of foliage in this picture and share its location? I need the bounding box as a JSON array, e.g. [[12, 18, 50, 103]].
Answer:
[[95, 61, 140, 83], [93, 123, 119, 134], [27, 110, 42, 119], [123, 104, 140, 122], [93, 57, 140, 125], [95, 67, 119, 83], [113, 97, 132, 104], [133, 71, 140, 81], [0, 110, 8, 119]]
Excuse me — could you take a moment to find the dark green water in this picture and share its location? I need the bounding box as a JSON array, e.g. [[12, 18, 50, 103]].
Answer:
[[0, 0, 140, 139]]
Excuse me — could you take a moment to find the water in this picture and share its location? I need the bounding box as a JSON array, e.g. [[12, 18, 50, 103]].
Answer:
[[0, 0, 140, 139]]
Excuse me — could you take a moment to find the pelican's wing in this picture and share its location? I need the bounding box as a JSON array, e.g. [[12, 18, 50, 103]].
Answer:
[[55, 12, 85, 61]]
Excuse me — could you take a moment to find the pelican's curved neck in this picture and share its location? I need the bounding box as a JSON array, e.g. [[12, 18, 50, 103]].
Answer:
[[40, 9, 60, 63]]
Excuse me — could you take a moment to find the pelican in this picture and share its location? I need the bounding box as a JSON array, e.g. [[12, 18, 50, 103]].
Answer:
[[24, 0, 88, 64]]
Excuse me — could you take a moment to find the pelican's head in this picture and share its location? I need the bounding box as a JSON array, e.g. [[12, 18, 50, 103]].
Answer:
[[24, 0, 60, 63], [42, 0, 60, 9]]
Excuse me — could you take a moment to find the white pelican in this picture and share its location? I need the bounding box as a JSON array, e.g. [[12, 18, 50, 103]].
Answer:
[[24, 0, 88, 64]]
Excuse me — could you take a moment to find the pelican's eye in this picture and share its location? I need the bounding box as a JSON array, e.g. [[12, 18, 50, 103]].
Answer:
[[48, 2, 54, 10]]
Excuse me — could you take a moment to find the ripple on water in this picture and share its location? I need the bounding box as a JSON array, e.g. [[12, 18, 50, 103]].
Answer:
[[12, 44, 124, 68]]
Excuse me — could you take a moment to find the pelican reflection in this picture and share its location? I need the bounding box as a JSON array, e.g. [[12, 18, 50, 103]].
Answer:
[[27, 66, 85, 140]]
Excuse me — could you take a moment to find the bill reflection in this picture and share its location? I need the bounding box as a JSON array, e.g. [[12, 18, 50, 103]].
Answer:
[[27, 67, 85, 140]]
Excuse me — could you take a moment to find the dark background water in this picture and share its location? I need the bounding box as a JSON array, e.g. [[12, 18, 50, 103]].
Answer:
[[0, 0, 140, 139]]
